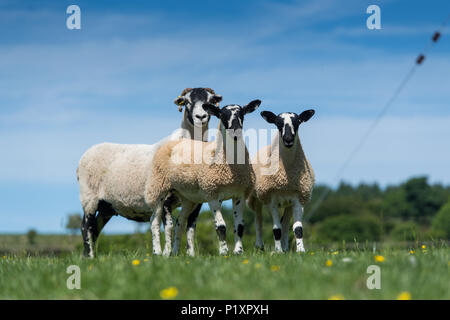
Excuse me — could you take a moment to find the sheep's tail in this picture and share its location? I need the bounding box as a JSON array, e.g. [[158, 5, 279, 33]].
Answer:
[[76, 167, 80, 182]]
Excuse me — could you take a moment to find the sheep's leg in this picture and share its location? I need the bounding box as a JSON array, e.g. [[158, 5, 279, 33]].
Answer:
[[281, 206, 293, 252], [208, 200, 229, 255], [162, 194, 177, 257], [186, 204, 202, 257], [173, 202, 194, 255], [269, 202, 283, 253], [254, 202, 264, 251], [94, 200, 116, 240], [292, 200, 305, 253], [150, 203, 163, 255], [81, 200, 99, 258], [81, 213, 97, 258], [232, 197, 245, 255]]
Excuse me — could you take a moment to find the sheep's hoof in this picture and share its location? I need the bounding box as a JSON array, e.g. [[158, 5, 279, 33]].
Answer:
[[83, 250, 95, 259], [162, 250, 171, 257], [219, 248, 229, 256], [233, 248, 243, 255], [272, 248, 283, 254], [187, 249, 195, 257]]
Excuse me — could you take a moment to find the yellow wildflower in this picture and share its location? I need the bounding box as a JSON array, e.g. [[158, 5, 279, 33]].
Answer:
[[397, 291, 412, 300], [255, 263, 262, 269], [144, 258, 149, 262], [242, 259, 249, 264], [374, 255, 385, 263], [160, 286, 179, 299], [132, 259, 140, 266], [326, 259, 333, 267], [328, 294, 345, 300], [270, 265, 281, 272], [332, 251, 339, 255], [421, 245, 426, 249], [409, 250, 415, 254]]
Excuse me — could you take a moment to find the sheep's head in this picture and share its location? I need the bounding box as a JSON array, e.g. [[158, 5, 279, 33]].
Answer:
[[261, 109, 315, 148], [203, 99, 261, 141], [174, 88, 223, 127]]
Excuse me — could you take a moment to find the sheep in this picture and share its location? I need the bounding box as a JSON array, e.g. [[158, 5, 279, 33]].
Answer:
[[77, 87, 222, 258], [147, 100, 261, 255], [247, 109, 315, 253]]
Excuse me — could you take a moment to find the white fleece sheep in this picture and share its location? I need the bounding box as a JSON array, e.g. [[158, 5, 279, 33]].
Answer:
[[148, 100, 261, 256], [77, 88, 222, 258], [247, 109, 315, 253]]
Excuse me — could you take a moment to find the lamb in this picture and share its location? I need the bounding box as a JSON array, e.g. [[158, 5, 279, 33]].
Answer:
[[148, 100, 261, 255], [77, 87, 222, 258], [247, 109, 315, 253]]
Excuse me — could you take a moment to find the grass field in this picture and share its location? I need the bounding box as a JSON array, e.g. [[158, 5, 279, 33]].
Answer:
[[0, 240, 448, 299]]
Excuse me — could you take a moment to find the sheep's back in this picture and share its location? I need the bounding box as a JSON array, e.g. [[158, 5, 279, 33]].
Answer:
[[147, 139, 255, 205], [79, 142, 158, 213]]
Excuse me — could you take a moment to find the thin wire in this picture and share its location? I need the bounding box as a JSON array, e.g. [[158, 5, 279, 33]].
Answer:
[[304, 14, 450, 222]]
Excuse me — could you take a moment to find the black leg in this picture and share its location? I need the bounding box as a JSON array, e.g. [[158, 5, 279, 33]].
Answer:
[[186, 204, 202, 231], [81, 200, 116, 258], [81, 213, 96, 258], [95, 201, 116, 239]]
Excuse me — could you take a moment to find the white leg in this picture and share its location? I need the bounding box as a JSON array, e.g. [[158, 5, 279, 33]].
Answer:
[[208, 200, 229, 255], [269, 201, 283, 253], [292, 200, 305, 252], [254, 202, 264, 250], [186, 224, 196, 257], [162, 202, 174, 257], [150, 204, 163, 255], [281, 206, 293, 252], [172, 202, 194, 255], [232, 197, 245, 255]]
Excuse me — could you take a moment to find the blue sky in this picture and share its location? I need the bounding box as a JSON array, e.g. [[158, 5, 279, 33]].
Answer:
[[1, 0, 449, 233]]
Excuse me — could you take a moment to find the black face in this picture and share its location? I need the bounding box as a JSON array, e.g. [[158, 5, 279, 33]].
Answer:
[[203, 99, 261, 140], [174, 88, 223, 127], [261, 109, 315, 148]]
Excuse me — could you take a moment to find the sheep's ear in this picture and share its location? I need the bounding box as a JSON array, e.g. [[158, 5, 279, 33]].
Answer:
[[261, 111, 277, 124], [298, 109, 315, 123], [209, 94, 223, 106], [202, 103, 221, 118], [174, 96, 187, 106], [243, 99, 261, 114]]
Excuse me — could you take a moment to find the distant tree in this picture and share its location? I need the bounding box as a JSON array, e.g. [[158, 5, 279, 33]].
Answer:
[[315, 214, 381, 243], [26, 229, 38, 245], [66, 213, 82, 235], [432, 201, 450, 239], [382, 176, 449, 223], [390, 221, 420, 242]]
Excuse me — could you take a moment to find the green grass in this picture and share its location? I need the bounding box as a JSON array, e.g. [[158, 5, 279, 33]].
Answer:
[[0, 245, 448, 299]]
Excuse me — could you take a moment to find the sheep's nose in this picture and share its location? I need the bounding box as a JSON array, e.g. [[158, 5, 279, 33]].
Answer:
[[196, 114, 208, 120]]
